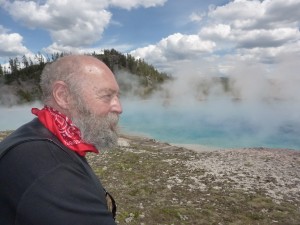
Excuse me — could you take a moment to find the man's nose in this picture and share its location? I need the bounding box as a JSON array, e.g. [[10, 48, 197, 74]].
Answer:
[[111, 96, 122, 114]]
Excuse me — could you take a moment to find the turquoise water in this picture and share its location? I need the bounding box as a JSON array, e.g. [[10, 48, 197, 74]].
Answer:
[[1, 100, 299, 150], [0, 103, 40, 130], [119, 99, 300, 150]]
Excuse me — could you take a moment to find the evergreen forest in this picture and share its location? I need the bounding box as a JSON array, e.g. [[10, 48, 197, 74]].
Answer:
[[0, 49, 171, 105]]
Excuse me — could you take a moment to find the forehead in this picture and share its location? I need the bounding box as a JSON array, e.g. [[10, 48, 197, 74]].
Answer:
[[84, 64, 103, 74], [80, 65, 119, 92]]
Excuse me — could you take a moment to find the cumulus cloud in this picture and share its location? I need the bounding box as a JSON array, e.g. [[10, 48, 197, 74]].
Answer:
[[42, 43, 81, 55], [206, 0, 300, 50], [257, 0, 300, 29], [199, 24, 231, 40], [235, 27, 300, 48], [131, 0, 300, 75], [0, 26, 30, 58], [131, 33, 216, 64], [160, 33, 215, 55], [2, 0, 112, 47], [209, 0, 300, 30], [1, 0, 167, 50], [208, 0, 263, 26]]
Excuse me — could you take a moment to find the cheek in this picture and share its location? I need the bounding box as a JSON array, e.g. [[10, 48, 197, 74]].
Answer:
[[89, 102, 111, 116], [82, 93, 112, 116]]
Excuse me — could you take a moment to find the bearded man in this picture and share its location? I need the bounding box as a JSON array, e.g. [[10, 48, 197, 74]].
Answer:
[[0, 55, 122, 225]]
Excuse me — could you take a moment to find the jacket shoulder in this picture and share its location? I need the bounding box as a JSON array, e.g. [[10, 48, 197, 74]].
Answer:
[[0, 118, 77, 160]]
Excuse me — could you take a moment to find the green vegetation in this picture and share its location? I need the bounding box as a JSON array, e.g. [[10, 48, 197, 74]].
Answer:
[[0, 50, 171, 105], [88, 136, 300, 225]]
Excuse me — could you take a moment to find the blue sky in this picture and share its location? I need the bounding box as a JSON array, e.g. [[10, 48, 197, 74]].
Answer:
[[0, 0, 228, 58], [0, 0, 299, 94]]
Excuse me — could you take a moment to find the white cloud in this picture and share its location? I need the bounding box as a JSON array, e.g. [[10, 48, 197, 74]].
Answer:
[[209, 0, 263, 26], [130, 0, 300, 83], [160, 33, 215, 54], [0, 0, 169, 63], [209, 0, 300, 30], [2, 0, 112, 47], [49, 9, 111, 46], [131, 44, 166, 64], [234, 28, 300, 48], [1, 0, 167, 49], [131, 33, 216, 64], [43, 41, 133, 56], [259, 0, 300, 28], [200, 0, 300, 61], [110, 0, 167, 10], [42, 43, 81, 55], [189, 11, 205, 22], [200, 24, 231, 39], [235, 40, 300, 64], [0, 29, 30, 58]]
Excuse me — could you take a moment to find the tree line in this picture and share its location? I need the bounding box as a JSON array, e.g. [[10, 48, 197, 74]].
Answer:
[[0, 49, 171, 104]]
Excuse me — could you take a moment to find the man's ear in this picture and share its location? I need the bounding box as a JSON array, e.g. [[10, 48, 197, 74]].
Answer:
[[52, 81, 70, 110]]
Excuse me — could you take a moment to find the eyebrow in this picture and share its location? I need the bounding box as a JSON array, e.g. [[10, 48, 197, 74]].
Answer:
[[95, 88, 119, 96]]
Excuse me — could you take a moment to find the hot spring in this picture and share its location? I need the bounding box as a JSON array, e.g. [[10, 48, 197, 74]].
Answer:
[[119, 98, 300, 150], [1, 99, 299, 150]]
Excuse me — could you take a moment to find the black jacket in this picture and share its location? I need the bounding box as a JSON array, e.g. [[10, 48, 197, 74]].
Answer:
[[0, 118, 116, 225]]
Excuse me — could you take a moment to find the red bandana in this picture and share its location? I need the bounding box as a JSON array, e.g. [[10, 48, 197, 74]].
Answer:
[[31, 106, 98, 156]]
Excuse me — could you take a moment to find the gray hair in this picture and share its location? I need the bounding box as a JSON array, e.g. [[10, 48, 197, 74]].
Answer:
[[40, 55, 86, 104]]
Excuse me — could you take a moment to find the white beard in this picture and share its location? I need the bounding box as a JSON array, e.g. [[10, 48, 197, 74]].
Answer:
[[69, 98, 119, 151]]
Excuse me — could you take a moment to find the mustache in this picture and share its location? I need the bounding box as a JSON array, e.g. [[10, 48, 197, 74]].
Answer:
[[107, 113, 119, 124], [106, 113, 120, 132]]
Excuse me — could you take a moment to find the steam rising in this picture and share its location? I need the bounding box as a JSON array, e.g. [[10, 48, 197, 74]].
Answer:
[[118, 59, 300, 150], [0, 102, 42, 130], [1, 62, 300, 149]]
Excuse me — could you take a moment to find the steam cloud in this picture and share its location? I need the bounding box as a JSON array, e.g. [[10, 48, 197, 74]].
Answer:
[[117, 58, 300, 149], [1, 62, 300, 149]]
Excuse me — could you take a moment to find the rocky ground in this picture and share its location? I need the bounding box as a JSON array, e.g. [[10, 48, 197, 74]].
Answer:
[[89, 135, 300, 225], [1, 131, 300, 224]]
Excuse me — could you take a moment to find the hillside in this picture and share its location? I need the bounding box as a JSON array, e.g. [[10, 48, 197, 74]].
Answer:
[[0, 50, 171, 106]]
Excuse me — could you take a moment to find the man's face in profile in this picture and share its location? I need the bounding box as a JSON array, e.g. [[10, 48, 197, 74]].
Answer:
[[68, 63, 122, 150], [70, 98, 120, 151]]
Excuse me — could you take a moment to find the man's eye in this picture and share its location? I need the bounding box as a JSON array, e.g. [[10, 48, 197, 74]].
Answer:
[[100, 94, 114, 101]]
